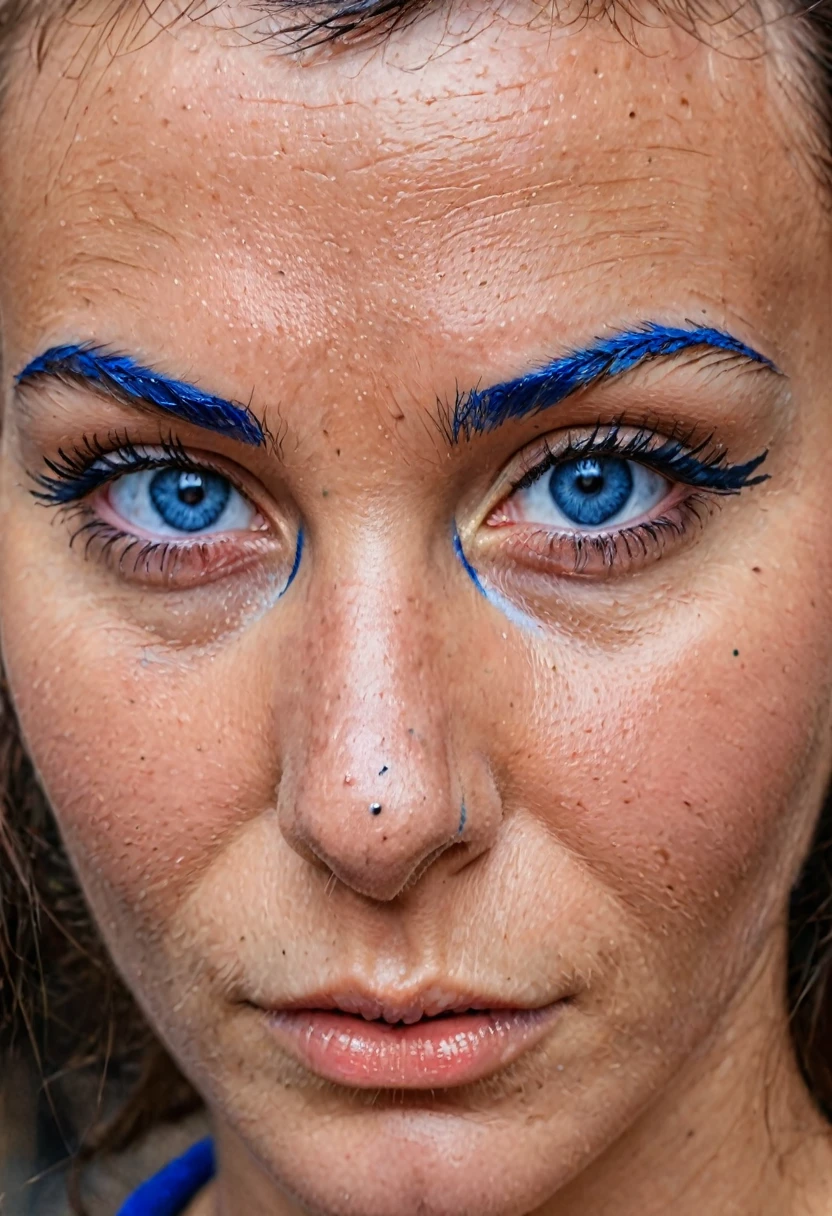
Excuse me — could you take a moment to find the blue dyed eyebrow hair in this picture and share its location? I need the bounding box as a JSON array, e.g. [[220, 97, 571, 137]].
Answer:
[[450, 323, 778, 441], [15, 345, 265, 447]]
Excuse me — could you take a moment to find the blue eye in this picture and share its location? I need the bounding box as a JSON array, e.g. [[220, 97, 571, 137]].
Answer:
[[549, 457, 633, 527], [107, 466, 256, 537], [510, 456, 670, 530], [149, 469, 231, 532]]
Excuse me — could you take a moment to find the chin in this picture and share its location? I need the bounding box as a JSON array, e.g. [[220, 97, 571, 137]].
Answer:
[[233, 1106, 563, 1216]]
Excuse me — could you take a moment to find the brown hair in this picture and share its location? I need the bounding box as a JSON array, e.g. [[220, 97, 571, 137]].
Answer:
[[0, 0, 832, 1207]]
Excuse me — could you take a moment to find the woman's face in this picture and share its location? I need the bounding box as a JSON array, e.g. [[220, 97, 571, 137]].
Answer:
[[1, 7, 831, 1214]]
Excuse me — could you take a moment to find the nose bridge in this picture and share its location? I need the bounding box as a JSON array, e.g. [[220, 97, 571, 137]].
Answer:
[[277, 542, 469, 901]]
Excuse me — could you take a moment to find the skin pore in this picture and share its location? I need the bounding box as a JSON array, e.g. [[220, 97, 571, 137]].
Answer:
[[1, 2, 832, 1214]]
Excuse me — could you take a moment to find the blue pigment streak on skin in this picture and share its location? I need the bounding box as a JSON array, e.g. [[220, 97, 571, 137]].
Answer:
[[453, 526, 486, 597], [458, 802, 467, 836], [282, 529, 304, 596], [16, 345, 264, 446], [451, 323, 777, 440]]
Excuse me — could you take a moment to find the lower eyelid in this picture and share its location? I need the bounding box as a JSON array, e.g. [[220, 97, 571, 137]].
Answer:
[[65, 507, 283, 589], [476, 492, 716, 580]]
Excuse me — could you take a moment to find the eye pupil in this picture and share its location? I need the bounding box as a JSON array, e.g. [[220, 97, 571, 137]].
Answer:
[[177, 472, 207, 507], [149, 467, 231, 532], [574, 461, 605, 495]]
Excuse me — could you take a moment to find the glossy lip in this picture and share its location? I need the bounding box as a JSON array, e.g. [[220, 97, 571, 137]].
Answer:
[[256, 990, 569, 1090]]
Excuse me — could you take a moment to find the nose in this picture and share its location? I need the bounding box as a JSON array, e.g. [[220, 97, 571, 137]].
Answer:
[[276, 556, 499, 902]]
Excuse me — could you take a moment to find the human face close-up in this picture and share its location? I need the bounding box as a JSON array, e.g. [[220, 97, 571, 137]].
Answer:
[[1, 5, 832, 1215]]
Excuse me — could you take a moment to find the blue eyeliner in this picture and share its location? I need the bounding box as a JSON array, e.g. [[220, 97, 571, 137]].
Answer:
[[453, 526, 486, 596], [283, 528, 304, 596], [451, 323, 777, 440], [17, 345, 264, 446]]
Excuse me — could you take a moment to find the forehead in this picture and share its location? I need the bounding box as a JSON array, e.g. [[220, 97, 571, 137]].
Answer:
[[0, 8, 824, 403]]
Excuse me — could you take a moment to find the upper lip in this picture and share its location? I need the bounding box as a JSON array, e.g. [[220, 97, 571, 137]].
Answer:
[[255, 985, 568, 1026]]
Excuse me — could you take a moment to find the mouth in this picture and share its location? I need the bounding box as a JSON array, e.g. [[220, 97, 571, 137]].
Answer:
[[257, 992, 570, 1090]]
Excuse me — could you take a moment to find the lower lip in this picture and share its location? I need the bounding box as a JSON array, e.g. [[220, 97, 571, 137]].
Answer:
[[264, 1005, 564, 1089]]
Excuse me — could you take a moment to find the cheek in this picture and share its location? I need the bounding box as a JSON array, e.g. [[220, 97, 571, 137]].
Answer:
[[3, 598, 279, 948], [513, 572, 832, 943]]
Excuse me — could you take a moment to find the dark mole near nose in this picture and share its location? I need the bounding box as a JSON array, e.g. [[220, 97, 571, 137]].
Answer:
[[370, 803, 383, 816]]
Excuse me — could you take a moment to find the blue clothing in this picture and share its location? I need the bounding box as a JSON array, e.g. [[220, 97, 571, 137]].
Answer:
[[117, 1139, 215, 1216]]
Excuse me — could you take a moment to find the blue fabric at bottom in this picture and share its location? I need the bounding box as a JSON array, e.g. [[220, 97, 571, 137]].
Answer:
[[117, 1138, 215, 1216]]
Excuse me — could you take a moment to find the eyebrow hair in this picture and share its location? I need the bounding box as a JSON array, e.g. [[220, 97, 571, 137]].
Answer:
[[278, 0, 421, 45], [15, 345, 265, 447], [449, 323, 779, 442]]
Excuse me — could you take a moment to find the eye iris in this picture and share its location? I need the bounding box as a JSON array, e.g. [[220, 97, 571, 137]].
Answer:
[[549, 457, 633, 527], [149, 468, 231, 533]]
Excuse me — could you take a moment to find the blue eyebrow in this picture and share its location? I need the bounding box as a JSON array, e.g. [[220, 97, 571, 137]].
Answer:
[[450, 323, 777, 441], [15, 345, 264, 447]]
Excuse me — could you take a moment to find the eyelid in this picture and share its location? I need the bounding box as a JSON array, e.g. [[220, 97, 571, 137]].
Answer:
[[33, 435, 243, 507], [503, 423, 768, 500]]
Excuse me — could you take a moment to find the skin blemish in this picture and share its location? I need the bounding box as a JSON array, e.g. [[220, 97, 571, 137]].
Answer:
[[458, 803, 467, 836], [378, 765, 389, 776], [370, 803, 383, 816], [733, 649, 740, 657]]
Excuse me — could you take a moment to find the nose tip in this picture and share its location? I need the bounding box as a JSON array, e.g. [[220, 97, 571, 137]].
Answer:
[[279, 747, 469, 901]]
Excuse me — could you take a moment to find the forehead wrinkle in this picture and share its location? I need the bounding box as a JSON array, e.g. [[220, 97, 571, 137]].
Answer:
[[3, 6, 822, 404]]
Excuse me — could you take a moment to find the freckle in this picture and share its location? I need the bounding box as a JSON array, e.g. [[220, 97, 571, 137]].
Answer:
[[752, 566, 762, 573], [322, 489, 329, 497], [733, 649, 740, 657], [629, 110, 636, 118]]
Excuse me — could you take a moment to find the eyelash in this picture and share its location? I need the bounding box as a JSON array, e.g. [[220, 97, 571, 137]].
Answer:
[[33, 431, 203, 505], [507, 422, 769, 498]]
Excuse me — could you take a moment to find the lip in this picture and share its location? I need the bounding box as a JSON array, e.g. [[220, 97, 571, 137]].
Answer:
[[260, 994, 567, 1089]]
